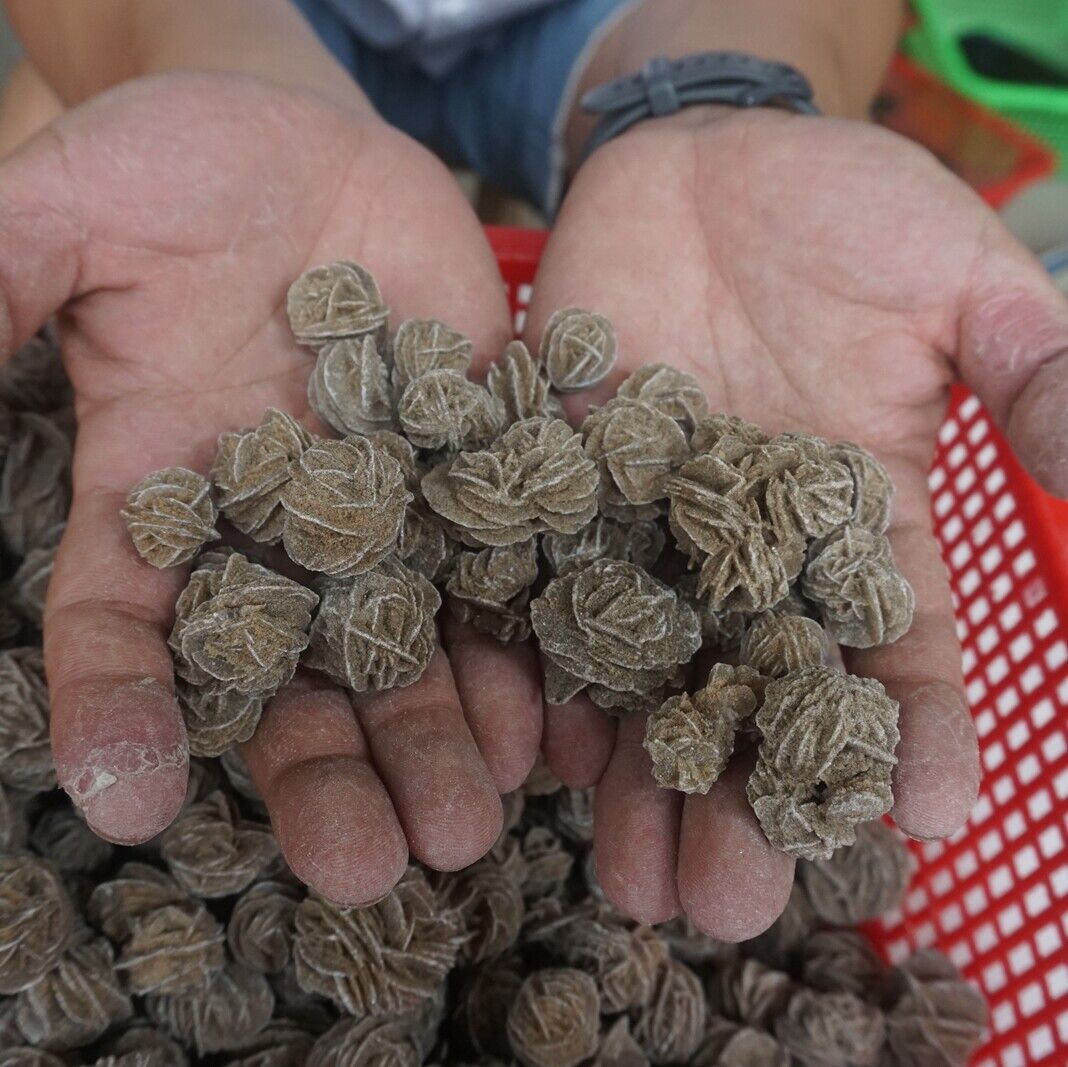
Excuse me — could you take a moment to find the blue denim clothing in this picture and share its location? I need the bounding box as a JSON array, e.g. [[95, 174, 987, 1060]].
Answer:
[[291, 0, 637, 212]]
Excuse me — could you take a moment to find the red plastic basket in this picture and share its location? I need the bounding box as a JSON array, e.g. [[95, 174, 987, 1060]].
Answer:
[[876, 55, 1056, 209], [486, 226, 1068, 1065]]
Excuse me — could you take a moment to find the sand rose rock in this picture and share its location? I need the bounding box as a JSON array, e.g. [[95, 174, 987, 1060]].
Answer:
[[305, 1016, 422, 1067], [392, 318, 473, 389], [29, 808, 114, 875], [92, 1023, 189, 1067], [293, 867, 462, 1016], [696, 526, 790, 615], [801, 929, 888, 1000], [748, 667, 900, 860], [10, 532, 61, 628], [0, 647, 55, 793], [741, 436, 854, 555], [396, 501, 453, 583], [169, 553, 318, 696], [446, 539, 539, 643], [542, 516, 664, 578], [802, 525, 914, 648], [211, 409, 314, 544], [308, 335, 397, 437], [115, 901, 226, 997], [667, 455, 789, 613], [305, 558, 440, 691], [0, 411, 72, 558], [464, 956, 524, 1059], [667, 454, 752, 552], [532, 560, 701, 713], [134, 926, 223, 1012], [486, 340, 563, 427], [540, 307, 617, 392], [527, 905, 667, 1014], [287, 261, 389, 346], [227, 880, 301, 975], [422, 417, 598, 547], [437, 861, 525, 965], [0, 856, 73, 994], [281, 435, 411, 577], [885, 950, 986, 1067], [0, 334, 70, 413], [644, 664, 765, 794], [583, 398, 691, 507], [0, 1050, 67, 1067], [691, 413, 768, 459], [399, 370, 504, 452], [219, 1017, 318, 1067], [15, 936, 132, 1051], [519, 827, 573, 901], [829, 441, 893, 534], [616, 364, 709, 434], [160, 791, 278, 899], [122, 467, 219, 568], [710, 957, 794, 1030], [799, 820, 911, 925], [593, 1017, 650, 1067], [553, 787, 595, 844], [739, 612, 827, 677], [632, 959, 707, 1066], [0, 786, 29, 854], [773, 989, 885, 1067], [507, 968, 601, 1067], [176, 683, 264, 759], [693, 1018, 790, 1067], [145, 962, 274, 1056], [87, 863, 189, 942]]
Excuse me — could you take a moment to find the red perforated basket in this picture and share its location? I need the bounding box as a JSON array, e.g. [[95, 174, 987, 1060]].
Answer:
[[485, 225, 1068, 1065]]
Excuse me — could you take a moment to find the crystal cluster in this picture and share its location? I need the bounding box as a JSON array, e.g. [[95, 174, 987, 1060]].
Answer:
[[0, 281, 986, 1066], [113, 261, 916, 865]]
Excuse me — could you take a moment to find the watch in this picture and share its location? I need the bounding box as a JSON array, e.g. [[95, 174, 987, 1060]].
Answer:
[[579, 51, 819, 162]]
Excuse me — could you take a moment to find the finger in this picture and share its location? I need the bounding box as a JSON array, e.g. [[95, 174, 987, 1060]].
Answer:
[[241, 674, 408, 905], [955, 222, 1068, 497], [593, 714, 682, 924], [46, 488, 189, 845], [354, 646, 503, 871], [0, 127, 84, 357], [844, 467, 980, 841], [440, 617, 542, 794], [542, 693, 616, 788], [677, 751, 795, 942]]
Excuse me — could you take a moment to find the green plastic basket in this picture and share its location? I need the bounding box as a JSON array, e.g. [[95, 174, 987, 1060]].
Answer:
[[905, 0, 1068, 169]]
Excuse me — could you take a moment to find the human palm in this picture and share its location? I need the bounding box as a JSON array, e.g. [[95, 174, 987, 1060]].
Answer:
[[1, 72, 542, 903], [529, 108, 1068, 938]]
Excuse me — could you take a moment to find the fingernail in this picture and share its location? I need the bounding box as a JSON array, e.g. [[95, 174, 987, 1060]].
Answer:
[[82, 761, 188, 844], [52, 677, 190, 844]]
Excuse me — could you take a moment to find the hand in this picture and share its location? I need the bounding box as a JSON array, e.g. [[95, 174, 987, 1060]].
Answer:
[[527, 108, 1068, 938], [0, 71, 544, 901]]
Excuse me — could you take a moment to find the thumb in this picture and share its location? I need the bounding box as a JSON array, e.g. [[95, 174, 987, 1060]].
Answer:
[[0, 126, 84, 359], [956, 221, 1068, 497]]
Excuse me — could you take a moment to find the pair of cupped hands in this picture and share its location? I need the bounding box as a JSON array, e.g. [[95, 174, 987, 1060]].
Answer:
[[8, 71, 1067, 940]]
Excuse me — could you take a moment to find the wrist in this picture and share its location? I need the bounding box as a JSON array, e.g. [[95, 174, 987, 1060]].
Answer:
[[133, 0, 374, 118], [564, 0, 902, 171], [7, 0, 375, 119]]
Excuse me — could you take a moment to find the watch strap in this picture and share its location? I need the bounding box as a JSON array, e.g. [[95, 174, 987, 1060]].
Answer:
[[579, 52, 819, 162]]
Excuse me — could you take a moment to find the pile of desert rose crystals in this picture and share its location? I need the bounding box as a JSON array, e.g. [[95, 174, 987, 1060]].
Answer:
[[125, 260, 915, 863], [0, 271, 989, 1066]]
